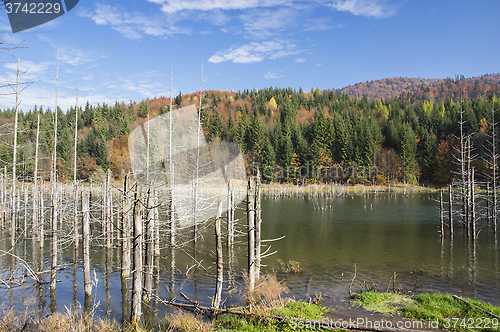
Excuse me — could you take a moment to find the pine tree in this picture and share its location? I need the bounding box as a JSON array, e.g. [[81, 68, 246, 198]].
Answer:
[[210, 110, 223, 139], [247, 113, 267, 162]]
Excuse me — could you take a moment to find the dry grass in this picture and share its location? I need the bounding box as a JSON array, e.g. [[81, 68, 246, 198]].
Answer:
[[277, 259, 303, 274], [0, 309, 30, 332], [163, 310, 213, 332], [0, 307, 125, 332], [244, 273, 289, 315]]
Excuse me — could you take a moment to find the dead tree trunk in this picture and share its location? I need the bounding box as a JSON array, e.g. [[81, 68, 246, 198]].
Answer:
[[440, 190, 444, 237], [255, 171, 262, 279], [227, 180, 234, 248], [39, 185, 44, 248], [153, 189, 159, 256], [23, 184, 27, 237], [104, 170, 111, 249], [247, 175, 255, 293], [471, 168, 476, 240], [487, 183, 491, 222], [467, 138, 472, 235], [449, 184, 454, 236], [227, 180, 235, 296], [0, 174, 4, 230], [73, 82, 79, 247], [213, 201, 223, 309], [121, 174, 131, 280], [168, 71, 175, 250], [491, 98, 498, 234], [131, 186, 143, 324], [169, 191, 175, 248], [121, 177, 132, 323], [109, 176, 114, 246], [82, 188, 91, 299], [50, 189, 58, 290], [11, 58, 20, 247], [73, 186, 79, 247], [3, 167, 6, 227], [143, 185, 154, 305], [32, 114, 40, 240]]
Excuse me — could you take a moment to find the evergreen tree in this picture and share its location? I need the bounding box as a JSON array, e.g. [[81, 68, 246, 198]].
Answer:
[[138, 100, 149, 118], [175, 91, 183, 107], [210, 110, 223, 139], [236, 114, 249, 153], [399, 124, 418, 183]]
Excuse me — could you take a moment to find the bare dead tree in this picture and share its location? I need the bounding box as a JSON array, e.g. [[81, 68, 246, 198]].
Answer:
[[212, 201, 223, 309], [484, 96, 499, 234], [143, 185, 154, 305], [10, 57, 19, 247], [247, 175, 255, 293], [131, 186, 143, 324], [82, 188, 91, 298], [32, 113, 40, 243], [73, 80, 79, 247]]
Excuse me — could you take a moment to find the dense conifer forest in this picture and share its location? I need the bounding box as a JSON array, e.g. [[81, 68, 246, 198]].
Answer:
[[1, 74, 499, 185]]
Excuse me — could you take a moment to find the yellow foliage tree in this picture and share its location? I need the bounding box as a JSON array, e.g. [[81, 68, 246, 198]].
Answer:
[[268, 97, 278, 110], [479, 118, 488, 133]]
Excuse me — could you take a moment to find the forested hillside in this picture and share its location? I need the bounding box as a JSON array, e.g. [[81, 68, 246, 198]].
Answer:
[[1, 75, 499, 185], [334, 74, 500, 101]]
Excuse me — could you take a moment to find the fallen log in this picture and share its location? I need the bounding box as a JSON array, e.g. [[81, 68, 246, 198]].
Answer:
[[453, 295, 500, 320]]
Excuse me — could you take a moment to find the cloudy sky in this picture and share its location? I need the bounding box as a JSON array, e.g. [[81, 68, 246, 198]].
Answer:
[[0, 0, 499, 111]]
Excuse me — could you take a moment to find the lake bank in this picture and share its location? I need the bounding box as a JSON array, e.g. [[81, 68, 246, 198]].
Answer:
[[261, 182, 438, 197]]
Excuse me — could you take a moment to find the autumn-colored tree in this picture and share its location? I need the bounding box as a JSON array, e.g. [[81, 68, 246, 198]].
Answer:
[[433, 138, 453, 184]]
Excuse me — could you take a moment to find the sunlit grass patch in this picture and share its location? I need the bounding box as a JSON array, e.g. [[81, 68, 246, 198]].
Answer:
[[352, 292, 417, 315], [353, 292, 500, 331], [402, 293, 500, 331], [218, 301, 328, 332], [272, 301, 326, 321]]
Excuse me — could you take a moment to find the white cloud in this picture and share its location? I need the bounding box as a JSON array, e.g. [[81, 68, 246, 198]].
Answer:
[[0, 20, 12, 32], [330, 0, 396, 18], [295, 57, 307, 63], [304, 18, 344, 31], [241, 8, 297, 38], [3, 60, 51, 82], [54, 45, 105, 66], [150, 0, 288, 14], [81, 0, 397, 41], [1, 33, 24, 44], [264, 71, 283, 79], [209, 39, 302, 64], [196, 9, 231, 26], [79, 3, 188, 40]]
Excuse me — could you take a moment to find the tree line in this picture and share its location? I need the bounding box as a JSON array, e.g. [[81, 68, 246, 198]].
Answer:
[[1, 76, 499, 185]]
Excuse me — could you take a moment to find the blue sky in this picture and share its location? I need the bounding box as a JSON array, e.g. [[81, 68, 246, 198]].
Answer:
[[0, 0, 499, 111]]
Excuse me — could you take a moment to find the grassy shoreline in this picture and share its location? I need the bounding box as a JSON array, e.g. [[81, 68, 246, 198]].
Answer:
[[261, 182, 439, 195], [352, 291, 500, 331], [4, 292, 500, 331]]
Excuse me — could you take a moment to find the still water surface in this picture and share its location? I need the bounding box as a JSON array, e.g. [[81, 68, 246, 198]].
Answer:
[[0, 193, 499, 321]]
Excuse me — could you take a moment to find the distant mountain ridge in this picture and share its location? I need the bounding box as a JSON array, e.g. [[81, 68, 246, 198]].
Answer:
[[333, 74, 500, 100]]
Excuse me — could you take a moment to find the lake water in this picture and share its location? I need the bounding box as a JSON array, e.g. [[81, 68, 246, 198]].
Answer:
[[0, 192, 499, 323]]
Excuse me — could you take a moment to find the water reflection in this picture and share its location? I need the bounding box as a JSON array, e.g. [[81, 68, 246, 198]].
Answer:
[[0, 193, 499, 324]]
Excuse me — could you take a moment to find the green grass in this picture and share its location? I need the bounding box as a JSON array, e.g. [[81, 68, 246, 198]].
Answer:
[[272, 301, 326, 320], [216, 301, 328, 332], [351, 292, 417, 315], [353, 292, 500, 331]]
